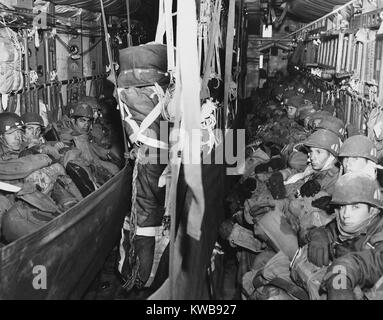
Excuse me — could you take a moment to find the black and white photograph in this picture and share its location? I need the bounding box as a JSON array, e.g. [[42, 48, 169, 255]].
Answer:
[[0, 0, 383, 306]]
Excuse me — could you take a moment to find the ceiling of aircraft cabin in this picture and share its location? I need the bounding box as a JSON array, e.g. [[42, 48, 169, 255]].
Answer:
[[50, 0, 144, 17], [53, 1, 351, 22], [245, 0, 350, 22], [286, 0, 350, 21]]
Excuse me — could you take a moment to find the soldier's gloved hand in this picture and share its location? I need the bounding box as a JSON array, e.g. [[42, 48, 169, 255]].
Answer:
[[307, 228, 331, 267], [266, 171, 286, 200], [240, 178, 257, 200], [300, 179, 321, 197], [312, 196, 332, 212], [255, 172, 272, 183]]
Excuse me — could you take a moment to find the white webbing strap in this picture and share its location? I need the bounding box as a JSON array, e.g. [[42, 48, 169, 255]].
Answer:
[[117, 87, 169, 150], [155, 0, 166, 43], [145, 227, 169, 288], [123, 219, 163, 237], [155, 0, 175, 74], [164, 0, 175, 72]]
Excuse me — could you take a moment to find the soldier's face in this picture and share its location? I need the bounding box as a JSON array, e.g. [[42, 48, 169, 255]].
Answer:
[[74, 117, 92, 134], [309, 147, 331, 170], [338, 203, 371, 233], [287, 106, 297, 119], [342, 157, 368, 174], [3, 129, 22, 151], [24, 124, 41, 142]]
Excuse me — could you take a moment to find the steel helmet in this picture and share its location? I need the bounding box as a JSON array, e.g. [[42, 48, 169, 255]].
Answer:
[[21, 112, 44, 127], [303, 128, 342, 157], [331, 173, 383, 209], [315, 115, 345, 139], [296, 85, 307, 95], [77, 96, 100, 111], [0, 112, 23, 135], [297, 105, 316, 120], [303, 92, 317, 105], [339, 135, 377, 163], [285, 95, 305, 108], [69, 102, 94, 119], [283, 89, 296, 102]]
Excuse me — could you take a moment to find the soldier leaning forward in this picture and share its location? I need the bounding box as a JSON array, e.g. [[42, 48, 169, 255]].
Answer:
[[245, 129, 342, 247], [290, 174, 383, 300], [0, 113, 61, 243], [56, 101, 120, 189]]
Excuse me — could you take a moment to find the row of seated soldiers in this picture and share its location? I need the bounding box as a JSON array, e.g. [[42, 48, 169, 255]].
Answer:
[[0, 96, 124, 246], [221, 72, 383, 300]]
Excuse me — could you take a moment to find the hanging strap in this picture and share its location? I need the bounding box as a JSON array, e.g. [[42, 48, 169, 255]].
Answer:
[[200, 0, 222, 99], [155, 0, 175, 75], [155, 0, 166, 43], [164, 0, 175, 72]]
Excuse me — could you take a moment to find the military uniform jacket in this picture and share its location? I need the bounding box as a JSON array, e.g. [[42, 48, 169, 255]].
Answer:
[[318, 216, 383, 290], [0, 142, 51, 181]]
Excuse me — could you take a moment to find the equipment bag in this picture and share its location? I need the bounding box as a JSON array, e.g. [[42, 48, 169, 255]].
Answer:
[[0, 27, 24, 95], [117, 43, 170, 88], [2, 201, 56, 243], [118, 86, 168, 149]]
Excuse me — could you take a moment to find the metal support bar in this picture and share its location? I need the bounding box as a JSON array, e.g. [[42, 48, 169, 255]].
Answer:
[[44, 32, 52, 118], [126, 0, 133, 46], [23, 30, 30, 114], [346, 33, 354, 72]]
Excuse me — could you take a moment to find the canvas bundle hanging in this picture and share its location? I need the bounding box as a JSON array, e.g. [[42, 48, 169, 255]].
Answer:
[[117, 43, 170, 88], [0, 27, 24, 95]]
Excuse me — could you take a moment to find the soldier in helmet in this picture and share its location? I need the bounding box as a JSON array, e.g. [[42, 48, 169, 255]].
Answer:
[[21, 112, 45, 147], [0, 112, 24, 159], [241, 129, 342, 299], [69, 102, 94, 136], [339, 135, 378, 178], [0, 112, 52, 179], [285, 95, 305, 120], [291, 173, 383, 300], [245, 129, 341, 251], [20, 112, 66, 160], [0, 113, 73, 243], [247, 173, 383, 300], [55, 101, 120, 188]]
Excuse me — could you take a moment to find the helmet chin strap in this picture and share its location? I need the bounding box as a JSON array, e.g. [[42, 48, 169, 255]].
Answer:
[[336, 207, 380, 241], [0, 136, 20, 153], [320, 153, 337, 172]]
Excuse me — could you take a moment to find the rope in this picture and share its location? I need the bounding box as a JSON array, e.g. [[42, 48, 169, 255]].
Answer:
[[121, 156, 140, 291], [201, 99, 219, 153]]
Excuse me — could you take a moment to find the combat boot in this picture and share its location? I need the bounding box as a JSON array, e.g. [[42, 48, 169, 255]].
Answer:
[[51, 178, 78, 211]]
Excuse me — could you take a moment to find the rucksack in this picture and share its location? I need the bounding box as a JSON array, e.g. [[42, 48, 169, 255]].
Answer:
[[0, 27, 24, 95], [117, 43, 169, 88]]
